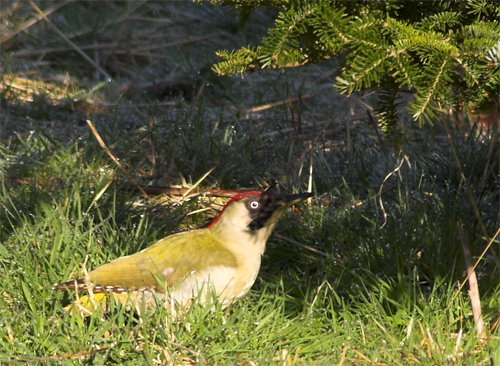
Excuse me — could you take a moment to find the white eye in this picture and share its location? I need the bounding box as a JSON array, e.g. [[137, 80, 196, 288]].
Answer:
[[250, 201, 259, 209]]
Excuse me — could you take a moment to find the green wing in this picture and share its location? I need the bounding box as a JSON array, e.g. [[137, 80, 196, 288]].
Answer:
[[89, 229, 238, 290]]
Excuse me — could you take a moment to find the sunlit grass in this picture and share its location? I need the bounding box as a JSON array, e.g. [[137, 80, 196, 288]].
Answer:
[[1, 114, 498, 365]]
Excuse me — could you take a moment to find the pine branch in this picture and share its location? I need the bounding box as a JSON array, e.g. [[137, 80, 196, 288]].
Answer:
[[211, 0, 500, 124]]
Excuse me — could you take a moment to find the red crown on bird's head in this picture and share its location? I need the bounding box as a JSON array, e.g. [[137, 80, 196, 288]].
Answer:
[[207, 191, 262, 229]]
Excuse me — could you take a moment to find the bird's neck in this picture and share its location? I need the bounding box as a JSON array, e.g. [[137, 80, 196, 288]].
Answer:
[[209, 216, 272, 257]]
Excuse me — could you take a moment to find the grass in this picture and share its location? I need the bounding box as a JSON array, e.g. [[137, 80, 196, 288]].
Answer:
[[1, 1, 500, 365]]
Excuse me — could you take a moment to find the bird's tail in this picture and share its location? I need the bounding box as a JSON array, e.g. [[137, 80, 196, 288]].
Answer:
[[64, 292, 145, 316]]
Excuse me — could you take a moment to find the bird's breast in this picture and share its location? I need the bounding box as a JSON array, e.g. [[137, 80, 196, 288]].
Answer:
[[168, 258, 261, 308]]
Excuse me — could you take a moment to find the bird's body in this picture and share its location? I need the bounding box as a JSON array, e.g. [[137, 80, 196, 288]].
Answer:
[[59, 190, 312, 314]]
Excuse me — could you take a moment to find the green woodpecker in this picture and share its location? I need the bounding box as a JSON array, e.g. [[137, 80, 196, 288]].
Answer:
[[58, 190, 312, 314]]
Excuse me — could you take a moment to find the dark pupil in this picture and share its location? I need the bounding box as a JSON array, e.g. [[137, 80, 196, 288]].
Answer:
[[247, 195, 276, 230]]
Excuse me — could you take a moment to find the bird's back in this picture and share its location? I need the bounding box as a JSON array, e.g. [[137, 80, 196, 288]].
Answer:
[[88, 229, 240, 292]]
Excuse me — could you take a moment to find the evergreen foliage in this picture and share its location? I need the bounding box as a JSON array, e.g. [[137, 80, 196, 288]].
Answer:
[[210, 0, 500, 129]]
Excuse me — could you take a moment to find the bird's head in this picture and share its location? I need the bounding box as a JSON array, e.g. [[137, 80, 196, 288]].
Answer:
[[207, 190, 313, 254]]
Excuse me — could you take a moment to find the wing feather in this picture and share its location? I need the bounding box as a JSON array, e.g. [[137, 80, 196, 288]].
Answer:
[[88, 229, 238, 291]]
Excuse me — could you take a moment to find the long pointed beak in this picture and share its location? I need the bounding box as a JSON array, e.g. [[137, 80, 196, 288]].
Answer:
[[281, 192, 314, 205]]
